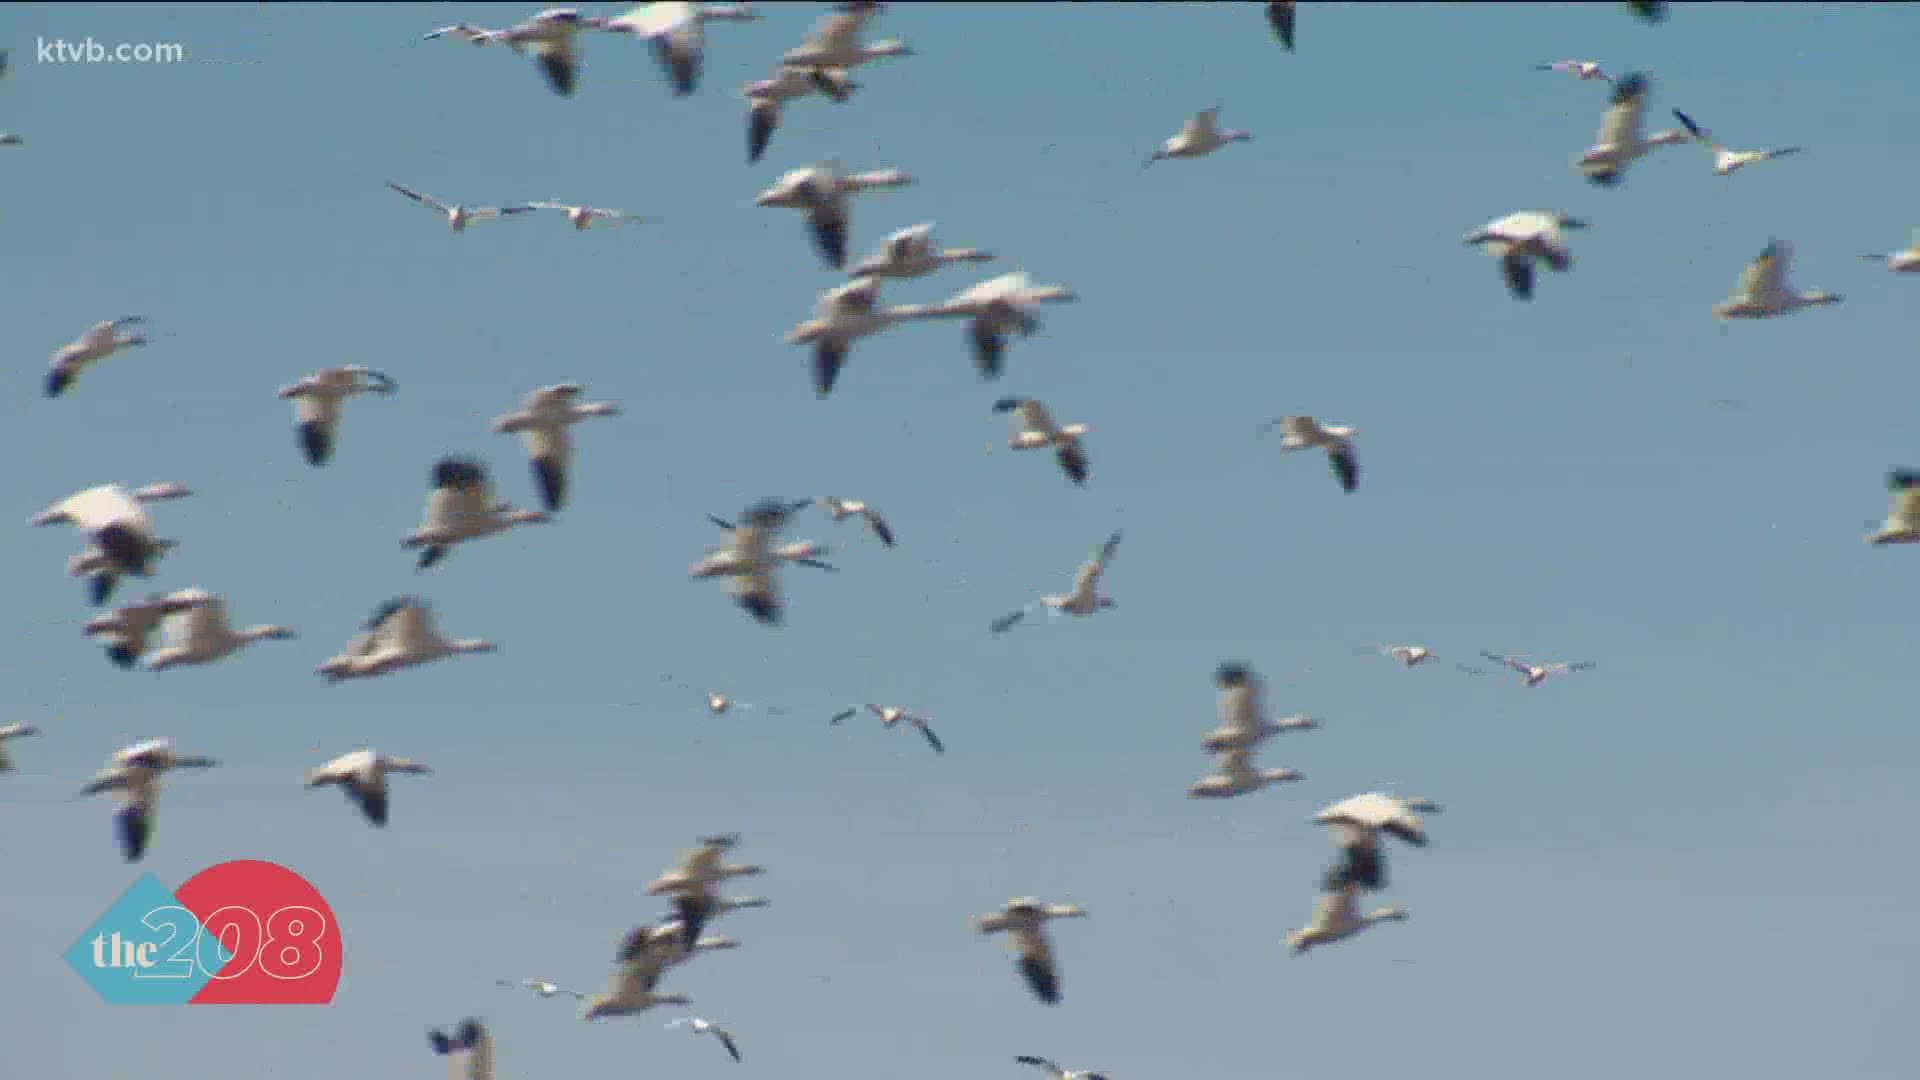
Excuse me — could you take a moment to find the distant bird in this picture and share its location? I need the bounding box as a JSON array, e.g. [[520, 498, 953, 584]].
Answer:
[[305, 748, 431, 827], [80, 738, 218, 862], [990, 531, 1122, 634], [427, 1018, 494, 1080], [30, 482, 192, 606], [1017, 1056, 1110, 1080], [781, 4, 912, 70], [808, 496, 896, 546], [1671, 109, 1801, 175], [1364, 645, 1435, 668], [0, 722, 40, 774], [524, 200, 651, 229], [85, 593, 199, 669], [921, 272, 1079, 379], [830, 703, 945, 754], [690, 499, 837, 625], [1203, 662, 1318, 753], [1479, 651, 1596, 688], [1260, 415, 1359, 492], [782, 277, 937, 398], [404, 457, 552, 570], [665, 676, 790, 716], [1861, 228, 1920, 274], [47, 316, 147, 398], [1266, 1, 1295, 50], [1574, 72, 1687, 186], [847, 222, 995, 281], [583, 926, 694, 1020], [145, 588, 296, 671], [1626, 0, 1667, 23], [1146, 105, 1252, 166], [742, 63, 858, 164], [1462, 210, 1587, 301], [277, 365, 396, 466], [422, 23, 500, 45], [1187, 748, 1300, 799], [1313, 791, 1440, 892], [994, 397, 1092, 485], [1285, 884, 1408, 954], [1532, 59, 1611, 83], [496, 978, 585, 1001], [316, 596, 496, 682], [1711, 239, 1841, 320], [753, 159, 915, 270], [386, 181, 536, 232], [588, 2, 762, 97], [1866, 469, 1920, 545], [490, 384, 620, 512], [974, 897, 1087, 1005], [667, 1016, 743, 1063]]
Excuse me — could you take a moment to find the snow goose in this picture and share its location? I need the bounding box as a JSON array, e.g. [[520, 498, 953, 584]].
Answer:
[[80, 738, 218, 862], [781, 4, 912, 71], [808, 495, 895, 546], [1285, 884, 1407, 955], [305, 748, 431, 827], [1017, 1056, 1109, 1080], [1314, 791, 1439, 892], [1671, 109, 1801, 175], [488, 7, 589, 94], [922, 272, 1078, 379], [847, 222, 995, 281], [667, 1017, 743, 1063], [1366, 645, 1435, 668], [754, 159, 915, 270], [664, 675, 790, 716], [1187, 748, 1300, 799], [1866, 469, 1920, 545], [524, 201, 651, 229], [1861, 228, 1920, 274], [1266, 1, 1295, 50], [1627, 0, 1668, 23], [496, 978, 586, 1001], [589, 2, 762, 98], [782, 276, 937, 398], [317, 596, 496, 682], [1146, 105, 1252, 166], [31, 482, 191, 605], [386, 182, 536, 232], [47, 316, 147, 398], [277, 365, 396, 466], [404, 457, 552, 569], [583, 927, 693, 1020], [145, 588, 295, 671], [85, 593, 199, 668], [1203, 663, 1318, 753], [427, 1018, 494, 1080], [1574, 72, 1687, 185], [0, 722, 40, 774], [993, 397, 1091, 485], [1462, 210, 1587, 301], [1260, 415, 1359, 492], [422, 24, 500, 44], [974, 898, 1086, 1006], [646, 834, 766, 941], [1533, 60, 1611, 84], [490, 384, 621, 512], [829, 703, 944, 754], [990, 531, 1121, 634], [1478, 651, 1596, 688], [690, 500, 837, 625], [1711, 239, 1841, 320], [743, 63, 859, 164]]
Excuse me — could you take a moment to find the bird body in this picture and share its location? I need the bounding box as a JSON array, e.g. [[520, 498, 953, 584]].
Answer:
[[146, 588, 295, 670], [427, 1018, 494, 1080], [1463, 210, 1587, 301], [1266, 1, 1295, 50], [317, 596, 495, 682], [1574, 72, 1687, 185], [781, 5, 911, 70], [665, 676, 790, 715], [1147, 105, 1252, 165], [404, 457, 552, 569], [667, 1016, 743, 1062], [47, 316, 147, 397], [690, 500, 837, 624], [810, 496, 896, 546], [755, 159, 916, 270], [1712, 239, 1841, 319], [1533, 59, 1610, 83], [783, 276, 936, 397], [1187, 747, 1300, 799], [31, 482, 192, 604], [277, 365, 396, 466], [1861, 228, 1920, 273], [848, 222, 995, 280], [525, 201, 650, 229], [590, 2, 762, 97], [974, 898, 1086, 1005], [1017, 1056, 1110, 1080], [1285, 885, 1407, 954], [305, 748, 431, 826], [84, 593, 199, 668], [490, 384, 620, 512], [994, 397, 1091, 485], [1261, 415, 1360, 492]]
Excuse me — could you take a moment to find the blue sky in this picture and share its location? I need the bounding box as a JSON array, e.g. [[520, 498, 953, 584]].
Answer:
[[3, 3, 1916, 1078]]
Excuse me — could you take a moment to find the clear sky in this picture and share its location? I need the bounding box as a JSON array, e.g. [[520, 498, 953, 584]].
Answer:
[[3, 3, 1916, 1078]]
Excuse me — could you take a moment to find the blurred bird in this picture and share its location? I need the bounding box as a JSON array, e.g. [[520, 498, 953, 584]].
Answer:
[[990, 531, 1121, 634], [1463, 210, 1587, 301], [490, 384, 621, 512], [1260, 415, 1359, 492], [754, 159, 915, 270], [47, 316, 147, 398], [403, 458, 552, 570], [974, 897, 1087, 1005], [830, 703, 944, 754], [587, 2, 763, 97], [1861, 228, 1920, 274], [1479, 651, 1597, 688], [1574, 72, 1687, 186], [1146, 104, 1252, 166], [920, 272, 1079, 379], [305, 748, 432, 827], [1672, 108, 1802, 175], [742, 63, 858, 164], [667, 1016, 743, 1062], [993, 397, 1091, 484], [386, 182, 536, 231], [277, 365, 396, 466], [1285, 884, 1408, 954], [1866, 469, 1920, 545], [1711, 239, 1841, 320], [0, 722, 40, 774], [427, 1017, 494, 1080]]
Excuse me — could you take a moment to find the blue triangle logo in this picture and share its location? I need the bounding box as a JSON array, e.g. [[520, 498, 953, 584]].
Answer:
[[65, 873, 230, 1005]]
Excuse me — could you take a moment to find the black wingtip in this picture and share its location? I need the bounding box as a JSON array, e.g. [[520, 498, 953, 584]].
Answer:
[[736, 593, 781, 625], [106, 643, 138, 669], [1214, 661, 1252, 688], [532, 457, 566, 513], [46, 368, 73, 398], [298, 420, 331, 466], [1611, 71, 1649, 103], [991, 397, 1023, 413]]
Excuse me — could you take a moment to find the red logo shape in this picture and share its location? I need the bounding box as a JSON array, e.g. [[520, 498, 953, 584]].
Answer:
[[174, 859, 342, 1005]]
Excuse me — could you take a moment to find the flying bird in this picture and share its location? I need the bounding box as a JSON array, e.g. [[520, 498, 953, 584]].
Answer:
[[993, 397, 1091, 485], [781, 4, 912, 70], [404, 457, 552, 570], [1574, 72, 1687, 186], [84, 593, 200, 669], [47, 316, 147, 398], [80, 738, 218, 862], [277, 365, 396, 466], [753, 159, 915, 270], [664, 676, 790, 716], [1017, 1056, 1109, 1080], [1626, 0, 1668, 23], [847, 222, 995, 281], [524, 201, 652, 229], [483, 7, 590, 95], [1146, 104, 1252, 166], [1462, 210, 1587, 301], [1203, 662, 1318, 753], [496, 978, 586, 1001], [1479, 651, 1596, 688], [829, 703, 944, 754], [1532, 59, 1611, 83], [305, 748, 432, 827], [1363, 645, 1436, 668], [1866, 469, 1920, 545], [1711, 239, 1841, 320], [0, 722, 40, 774], [316, 596, 496, 682], [30, 482, 192, 606], [974, 897, 1087, 1005], [144, 588, 296, 671], [807, 496, 896, 546], [1861, 228, 1920, 274], [690, 499, 838, 625], [1187, 747, 1300, 799], [386, 182, 536, 232], [1266, 1, 1295, 50], [782, 277, 937, 398], [1260, 415, 1359, 492], [920, 272, 1079, 379], [588, 2, 763, 98], [1313, 791, 1440, 892], [490, 384, 621, 512], [991, 531, 1121, 634], [582, 926, 694, 1020], [742, 63, 859, 164], [1285, 884, 1408, 955], [645, 834, 765, 943], [667, 1017, 743, 1063], [1671, 109, 1801, 175], [427, 1018, 494, 1080]]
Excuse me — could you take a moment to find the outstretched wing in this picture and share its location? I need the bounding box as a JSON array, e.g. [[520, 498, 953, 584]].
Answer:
[[1596, 72, 1649, 148], [1736, 239, 1790, 301]]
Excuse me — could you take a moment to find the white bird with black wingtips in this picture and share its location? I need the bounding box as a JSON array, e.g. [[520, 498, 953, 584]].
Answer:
[[1187, 747, 1300, 799], [1145, 104, 1252, 166], [1861, 228, 1920, 274], [781, 3, 912, 71], [1671, 108, 1801, 175], [1462, 210, 1587, 301], [782, 277, 937, 399], [30, 482, 192, 607], [583, 925, 694, 1021], [993, 397, 1091, 485], [974, 897, 1086, 1006], [47, 316, 147, 398], [490, 384, 620, 513], [0, 722, 40, 775], [667, 1017, 744, 1063], [404, 457, 552, 570], [1286, 883, 1408, 955], [690, 500, 838, 626], [80, 738, 219, 863], [754, 159, 915, 270], [85, 592, 201, 669], [1867, 469, 1920, 545], [741, 62, 858, 164], [830, 703, 944, 754], [145, 588, 296, 671], [487, 7, 590, 95], [1314, 791, 1439, 893], [664, 676, 790, 716], [1479, 651, 1596, 688], [1574, 71, 1688, 186], [305, 748, 431, 827], [848, 222, 995, 281], [646, 834, 767, 944], [316, 596, 497, 682], [1533, 59, 1611, 83], [1203, 663, 1318, 753], [277, 365, 396, 466], [1711, 239, 1841, 320], [427, 1018, 493, 1080], [808, 496, 896, 547], [387, 182, 536, 232], [496, 977, 586, 1001], [588, 2, 762, 98], [920, 272, 1078, 379], [991, 531, 1121, 634], [524, 201, 651, 230], [1261, 415, 1359, 492]]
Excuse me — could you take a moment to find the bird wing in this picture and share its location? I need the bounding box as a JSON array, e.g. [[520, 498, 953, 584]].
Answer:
[[1328, 441, 1360, 492], [380, 602, 438, 655], [56, 486, 148, 534], [914, 719, 945, 754], [1595, 76, 1648, 147], [1671, 108, 1720, 153], [1014, 399, 1059, 437], [387, 182, 450, 213], [861, 509, 895, 547], [1016, 1057, 1066, 1080], [1736, 239, 1790, 301]]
